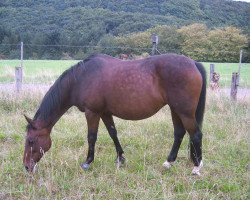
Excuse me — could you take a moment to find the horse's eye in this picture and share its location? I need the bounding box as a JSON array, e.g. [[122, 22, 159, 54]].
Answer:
[[28, 138, 35, 145]]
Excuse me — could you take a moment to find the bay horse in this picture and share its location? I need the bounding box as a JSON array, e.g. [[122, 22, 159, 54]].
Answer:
[[23, 53, 206, 175]]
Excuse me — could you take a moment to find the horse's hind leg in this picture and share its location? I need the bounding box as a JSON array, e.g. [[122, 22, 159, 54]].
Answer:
[[102, 114, 125, 167], [179, 114, 203, 175], [163, 109, 186, 169], [81, 109, 100, 170]]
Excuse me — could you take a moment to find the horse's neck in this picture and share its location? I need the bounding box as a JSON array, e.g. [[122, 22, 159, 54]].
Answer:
[[35, 79, 74, 129], [49, 105, 72, 128]]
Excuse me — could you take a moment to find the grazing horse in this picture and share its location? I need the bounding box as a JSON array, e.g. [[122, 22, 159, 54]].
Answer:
[[23, 53, 206, 175]]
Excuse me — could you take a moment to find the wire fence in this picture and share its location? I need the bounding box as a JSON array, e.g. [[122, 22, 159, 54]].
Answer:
[[0, 43, 152, 50], [0, 43, 248, 61], [0, 43, 249, 95], [0, 43, 153, 60]]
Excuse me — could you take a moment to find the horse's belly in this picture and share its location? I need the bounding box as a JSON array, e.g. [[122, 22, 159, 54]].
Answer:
[[106, 88, 166, 120], [112, 104, 164, 120], [102, 65, 166, 119]]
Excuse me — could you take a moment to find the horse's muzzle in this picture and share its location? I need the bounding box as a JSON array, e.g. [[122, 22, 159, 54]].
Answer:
[[25, 165, 29, 171], [24, 161, 36, 173]]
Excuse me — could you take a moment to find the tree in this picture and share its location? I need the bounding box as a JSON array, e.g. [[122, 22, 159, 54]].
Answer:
[[207, 27, 248, 62], [177, 23, 209, 61], [110, 25, 181, 56], [177, 24, 248, 62]]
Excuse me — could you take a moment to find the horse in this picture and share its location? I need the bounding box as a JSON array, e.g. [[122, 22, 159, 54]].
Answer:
[[23, 53, 206, 175]]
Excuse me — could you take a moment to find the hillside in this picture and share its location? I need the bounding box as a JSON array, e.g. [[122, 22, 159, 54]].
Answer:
[[0, 0, 249, 59]]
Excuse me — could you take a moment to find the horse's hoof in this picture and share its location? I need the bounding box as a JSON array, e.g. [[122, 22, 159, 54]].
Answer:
[[81, 163, 90, 170], [192, 169, 200, 176], [115, 156, 125, 168], [163, 160, 173, 169], [192, 160, 203, 176]]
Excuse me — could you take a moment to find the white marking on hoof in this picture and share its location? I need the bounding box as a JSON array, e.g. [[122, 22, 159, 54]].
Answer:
[[163, 160, 173, 169], [81, 163, 90, 170], [192, 160, 203, 176], [115, 156, 125, 168], [116, 161, 122, 169], [32, 163, 38, 173]]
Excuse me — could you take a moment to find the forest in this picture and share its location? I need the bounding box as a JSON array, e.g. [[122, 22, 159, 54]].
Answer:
[[0, 0, 249, 61]]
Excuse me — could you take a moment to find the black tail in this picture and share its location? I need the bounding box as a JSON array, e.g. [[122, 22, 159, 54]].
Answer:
[[195, 62, 207, 130]]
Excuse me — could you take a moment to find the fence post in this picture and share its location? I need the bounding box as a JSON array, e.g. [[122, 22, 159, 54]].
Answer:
[[237, 49, 242, 85], [15, 66, 23, 93], [151, 33, 158, 56], [21, 42, 23, 70], [210, 64, 215, 82], [230, 72, 239, 100], [16, 41, 24, 93]]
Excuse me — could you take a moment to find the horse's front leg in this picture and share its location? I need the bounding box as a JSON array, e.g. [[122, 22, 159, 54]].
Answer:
[[102, 114, 125, 168], [81, 109, 100, 170]]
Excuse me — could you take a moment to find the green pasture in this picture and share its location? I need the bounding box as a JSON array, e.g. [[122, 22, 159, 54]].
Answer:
[[0, 90, 249, 199], [0, 60, 77, 84], [0, 60, 250, 87], [202, 62, 250, 88]]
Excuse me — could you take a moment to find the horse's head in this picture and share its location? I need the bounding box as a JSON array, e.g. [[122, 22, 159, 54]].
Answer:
[[23, 115, 52, 172]]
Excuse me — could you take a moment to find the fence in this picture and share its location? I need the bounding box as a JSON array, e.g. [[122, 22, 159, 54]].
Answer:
[[0, 42, 249, 100]]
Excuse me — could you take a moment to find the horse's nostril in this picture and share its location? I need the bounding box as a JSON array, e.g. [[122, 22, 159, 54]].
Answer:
[[25, 166, 29, 171]]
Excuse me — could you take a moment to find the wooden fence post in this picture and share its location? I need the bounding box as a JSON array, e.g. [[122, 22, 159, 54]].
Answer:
[[230, 72, 239, 100], [15, 66, 23, 92], [238, 50, 242, 77], [21, 42, 23, 70], [210, 64, 215, 82]]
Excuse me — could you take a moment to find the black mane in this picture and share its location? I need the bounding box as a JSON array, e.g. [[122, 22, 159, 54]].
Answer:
[[33, 57, 94, 121]]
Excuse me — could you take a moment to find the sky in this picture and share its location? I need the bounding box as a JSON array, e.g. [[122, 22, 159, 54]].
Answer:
[[233, 0, 250, 2]]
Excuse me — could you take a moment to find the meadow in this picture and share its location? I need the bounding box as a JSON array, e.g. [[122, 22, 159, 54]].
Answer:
[[0, 59, 249, 199], [0, 59, 250, 88]]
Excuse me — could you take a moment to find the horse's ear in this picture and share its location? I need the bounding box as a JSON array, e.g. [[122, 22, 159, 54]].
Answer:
[[24, 115, 32, 124], [24, 115, 35, 128]]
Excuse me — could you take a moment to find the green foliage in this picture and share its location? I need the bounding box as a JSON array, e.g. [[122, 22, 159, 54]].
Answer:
[[178, 23, 209, 61], [110, 25, 181, 55], [0, 0, 249, 61], [207, 27, 248, 62], [200, 0, 250, 27], [0, 132, 7, 141], [178, 24, 248, 62]]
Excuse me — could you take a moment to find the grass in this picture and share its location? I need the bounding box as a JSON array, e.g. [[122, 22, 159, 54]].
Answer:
[[0, 60, 77, 84], [0, 87, 249, 199], [202, 62, 250, 88], [0, 59, 249, 199], [0, 60, 250, 87]]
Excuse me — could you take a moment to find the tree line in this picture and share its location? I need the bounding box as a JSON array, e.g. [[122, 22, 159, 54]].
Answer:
[[0, 23, 248, 62], [100, 24, 249, 62], [0, 0, 249, 62]]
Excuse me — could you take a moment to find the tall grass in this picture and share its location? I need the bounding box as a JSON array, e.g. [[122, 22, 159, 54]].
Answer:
[[0, 87, 249, 199]]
